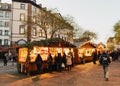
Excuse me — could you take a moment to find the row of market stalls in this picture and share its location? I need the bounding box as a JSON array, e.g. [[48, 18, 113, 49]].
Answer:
[[18, 47, 75, 73], [17, 39, 76, 73], [17, 39, 106, 74]]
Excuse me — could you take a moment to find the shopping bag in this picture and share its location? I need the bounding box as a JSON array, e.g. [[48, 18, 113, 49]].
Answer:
[[62, 63, 65, 68]]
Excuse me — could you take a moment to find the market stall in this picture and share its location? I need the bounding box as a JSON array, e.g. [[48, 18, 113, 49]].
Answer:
[[77, 41, 96, 63], [17, 46, 49, 74], [17, 38, 76, 74], [17, 46, 76, 74]]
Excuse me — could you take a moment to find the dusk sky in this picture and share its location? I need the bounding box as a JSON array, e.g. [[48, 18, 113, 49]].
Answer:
[[2, 0, 120, 44]]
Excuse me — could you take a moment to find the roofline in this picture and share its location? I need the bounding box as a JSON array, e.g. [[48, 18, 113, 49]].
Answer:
[[79, 41, 96, 48], [12, 0, 41, 8]]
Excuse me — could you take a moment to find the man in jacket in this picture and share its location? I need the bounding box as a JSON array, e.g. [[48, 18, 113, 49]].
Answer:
[[99, 51, 111, 81]]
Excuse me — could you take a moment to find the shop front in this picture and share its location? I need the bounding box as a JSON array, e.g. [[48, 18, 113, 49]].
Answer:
[[17, 46, 75, 74], [77, 41, 96, 63]]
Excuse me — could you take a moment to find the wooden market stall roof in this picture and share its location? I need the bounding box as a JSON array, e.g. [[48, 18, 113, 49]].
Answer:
[[77, 41, 97, 48], [97, 42, 106, 48]]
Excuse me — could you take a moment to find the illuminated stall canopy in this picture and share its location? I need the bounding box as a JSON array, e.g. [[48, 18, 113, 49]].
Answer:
[[18, 38, 76, 63], [18, 46, 75, 63], [96, 42, 106, 53], [33, 46, 49, 61], [49, 47, 74, 58], [18, 48, 28, 62], [77, 41, 96, 57]]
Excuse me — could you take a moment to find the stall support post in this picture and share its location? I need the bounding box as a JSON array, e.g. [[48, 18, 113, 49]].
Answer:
[[26, 50, 30, 76]]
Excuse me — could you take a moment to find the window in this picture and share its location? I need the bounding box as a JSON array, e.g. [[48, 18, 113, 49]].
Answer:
[[5, 12, 10, 18], [17, 40, 26, 45], [19, 25, 25, 34], [4, 39, 8, 45], [33, 27, 37, 36], [0, 39, 2, 45], [4, 21, 10, 27], [0, 30, 2, 35], [39, 30, 43, 37], [0, 11, 3, 17], [4, 30, 9, 35], [32, 7, 36, 13], [0, 21, 3, 27], [20, 13, 25, 21], [20, 4, 25, 10], [2, 4, 8, 9]]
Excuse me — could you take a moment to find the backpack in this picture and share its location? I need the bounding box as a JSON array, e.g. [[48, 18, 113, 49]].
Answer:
[[101, 54, 111, 66], [102, 56, 109, 65], [99, 53, 111, 65]]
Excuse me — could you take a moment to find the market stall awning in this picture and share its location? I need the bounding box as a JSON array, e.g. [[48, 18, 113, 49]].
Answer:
[[0, 48, 9, 52]]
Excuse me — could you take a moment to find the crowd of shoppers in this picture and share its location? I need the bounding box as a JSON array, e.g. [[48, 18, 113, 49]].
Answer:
[[47, 52, 73, 73]]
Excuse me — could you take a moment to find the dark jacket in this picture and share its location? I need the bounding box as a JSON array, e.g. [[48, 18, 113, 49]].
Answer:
[[99, 52, 111, 66], [47, 54, 53, 64], [62, 53, 66, 64], [35, 54, 42, 66], [56, 53, 62, 65]]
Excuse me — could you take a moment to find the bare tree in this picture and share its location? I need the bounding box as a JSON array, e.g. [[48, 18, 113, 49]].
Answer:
[[33, 8, 74, 40], [82, 30, 97, 41], [33, 8, 51, 39]]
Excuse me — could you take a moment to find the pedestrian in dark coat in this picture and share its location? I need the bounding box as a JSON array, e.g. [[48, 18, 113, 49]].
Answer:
[[98, 51, 102, 64], [3, 54, 8, 66], [35, 54, 42, 74], [56, 53, 62, 72], [47, 53, 53, 73], [53, 54, 57, 71], [92, 50, 97, 64], [99, 51, 111, 81]]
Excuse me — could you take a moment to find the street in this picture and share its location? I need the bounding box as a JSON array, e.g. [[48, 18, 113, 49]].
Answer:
[[0, 61, 17, 74], [0, 61, 120, 86]]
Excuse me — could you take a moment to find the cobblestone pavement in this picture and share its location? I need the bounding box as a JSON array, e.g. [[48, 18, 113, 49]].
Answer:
[[0, 61, 120, 86], [0, 61, 17, 73]]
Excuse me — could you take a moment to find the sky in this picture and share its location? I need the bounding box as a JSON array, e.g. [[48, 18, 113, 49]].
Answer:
[[2, 0, 120, 44]]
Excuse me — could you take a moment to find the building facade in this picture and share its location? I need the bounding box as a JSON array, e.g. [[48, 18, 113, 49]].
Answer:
[[12, 0, 45, 46], [0, 3, 11, 47], [0, 0, 73, 47]]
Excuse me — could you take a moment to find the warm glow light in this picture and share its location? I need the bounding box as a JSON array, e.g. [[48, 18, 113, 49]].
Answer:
[[18, 48, 28, 62]]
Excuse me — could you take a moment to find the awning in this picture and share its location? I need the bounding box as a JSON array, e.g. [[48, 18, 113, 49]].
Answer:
[[0, 48, 9, 52]]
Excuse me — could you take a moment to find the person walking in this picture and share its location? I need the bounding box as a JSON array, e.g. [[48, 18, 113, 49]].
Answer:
[[3, 53, 8, 66], [99, 51, 111, 81]]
